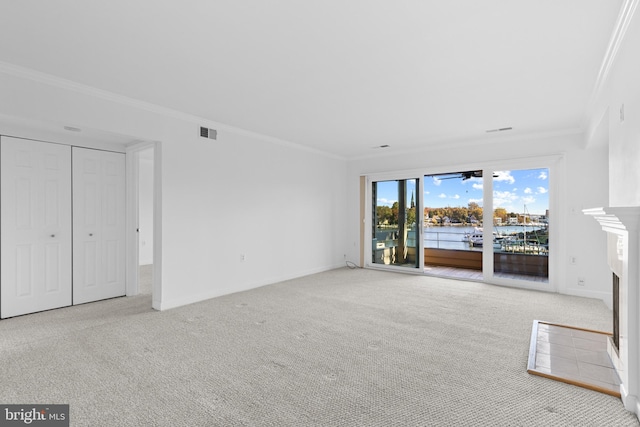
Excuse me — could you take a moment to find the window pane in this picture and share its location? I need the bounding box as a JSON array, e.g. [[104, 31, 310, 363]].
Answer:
[[493, 168, 549, 282], [423, 171, 484, 274], [372, 179, 418, 268]]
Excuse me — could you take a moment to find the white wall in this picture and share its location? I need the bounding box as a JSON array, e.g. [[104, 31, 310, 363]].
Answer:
[[564, 143, 611, 304], [603, 6, 640, 207], [159, 122, 348, 308], [574, 3, 640, 307], [347, 132, 612, 305], [0, 69, 348, 311]]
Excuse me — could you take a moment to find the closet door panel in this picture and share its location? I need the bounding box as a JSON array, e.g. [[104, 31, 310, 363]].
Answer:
[[72, 148, 126, 304], [1, 137, 72, 318]]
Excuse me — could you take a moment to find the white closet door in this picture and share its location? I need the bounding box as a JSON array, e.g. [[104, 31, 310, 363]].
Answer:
[[73, 147, 126, 304], [1, 137, 72, 318]]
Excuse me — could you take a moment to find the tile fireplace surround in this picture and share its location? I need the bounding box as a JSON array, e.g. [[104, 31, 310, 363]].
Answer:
[[584, 207, 640, 416]]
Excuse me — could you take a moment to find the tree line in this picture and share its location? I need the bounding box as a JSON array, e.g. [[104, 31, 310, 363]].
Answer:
[[376, 202, 521, 226]]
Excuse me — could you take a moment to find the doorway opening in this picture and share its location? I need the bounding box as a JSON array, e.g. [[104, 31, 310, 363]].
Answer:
[[137, 147, 154, 295], [371, 178, 420, 269], [423, 170, 485, 278], [126, 141, 161, 309]]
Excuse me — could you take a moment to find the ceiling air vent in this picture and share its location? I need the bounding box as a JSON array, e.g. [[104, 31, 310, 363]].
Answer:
[[200, 126, 217, 140]]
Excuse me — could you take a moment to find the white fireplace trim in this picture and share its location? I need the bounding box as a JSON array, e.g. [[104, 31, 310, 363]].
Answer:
[[584, 207, 640, 414]]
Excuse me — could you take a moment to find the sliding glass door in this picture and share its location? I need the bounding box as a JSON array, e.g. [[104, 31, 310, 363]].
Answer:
[[423, 171, 485, 276], [492, 168, 549, 282], [364, 159, 557, 287], [371, 179, 420, 269]]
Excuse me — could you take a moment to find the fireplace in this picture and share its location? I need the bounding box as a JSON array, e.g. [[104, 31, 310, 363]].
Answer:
[[584, 207, 640, 414]]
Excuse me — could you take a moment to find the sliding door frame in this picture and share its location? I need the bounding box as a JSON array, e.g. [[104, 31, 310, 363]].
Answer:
[[362, 154, 565, 291], [364, 171, 425, 274], [480, 154, 564, 292]]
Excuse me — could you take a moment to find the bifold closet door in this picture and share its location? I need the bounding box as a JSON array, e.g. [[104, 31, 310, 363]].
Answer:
[[1, 137, 72, 318], [72, 147, 126, 305]]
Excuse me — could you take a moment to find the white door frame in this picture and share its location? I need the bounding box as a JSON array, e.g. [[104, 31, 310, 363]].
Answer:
[[364, 171, 425, 274], [479, 155, 564, 292], [125, 141, 162, 310]]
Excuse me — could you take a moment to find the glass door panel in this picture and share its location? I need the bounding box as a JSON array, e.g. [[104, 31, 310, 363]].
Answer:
[[423, 171, 484, 275], [372, 179, 419, 268], [492, 168, 549, 282]]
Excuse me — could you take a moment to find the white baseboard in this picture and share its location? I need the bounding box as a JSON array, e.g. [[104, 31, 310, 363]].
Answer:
[[158, 263, 343, 311], [560, 288, 612, 310]]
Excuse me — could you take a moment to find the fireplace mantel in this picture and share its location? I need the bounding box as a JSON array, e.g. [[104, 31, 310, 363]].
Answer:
[[584, 206, 640, 414], [583, 207, 640, 233]]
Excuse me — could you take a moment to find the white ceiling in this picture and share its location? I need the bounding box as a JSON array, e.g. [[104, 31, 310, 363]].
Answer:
[[0, 1, 624, 158]]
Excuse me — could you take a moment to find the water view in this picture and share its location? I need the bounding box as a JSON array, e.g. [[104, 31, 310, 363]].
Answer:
[[374, 224, 548, 253], [371, 168, 550, 279], [423, 224, 548, 252]]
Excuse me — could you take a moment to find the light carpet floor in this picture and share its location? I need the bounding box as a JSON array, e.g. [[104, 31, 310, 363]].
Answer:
[[0, 268, 638, 426], [139, 264, 153, 295]]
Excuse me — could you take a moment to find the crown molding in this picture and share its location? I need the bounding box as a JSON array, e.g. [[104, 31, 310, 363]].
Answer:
[[350, 127, 584, 161], [584, 0, 639, 122], [0, 61, 345, 161]]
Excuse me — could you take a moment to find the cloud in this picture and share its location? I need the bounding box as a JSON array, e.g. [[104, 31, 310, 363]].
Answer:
[[451, 194, 460, 199], [493, 190, 519, 208], [493, 190, 518, 200], [524, 187, 532, 194], [522, 196, 536, 205], [377, 198, 396, 206], [472, 183, 483, 190], [468, 198, 483, 205], [432, 177, 442, 186], [538, 171, 548, 180], [537, 187, 548, 194], [438, 193, 447, 198], [424, 190, 430, 195], [494, 171, 515, 184]]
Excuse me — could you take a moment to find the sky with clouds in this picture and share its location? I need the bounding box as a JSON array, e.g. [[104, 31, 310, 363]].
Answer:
[[376, 168, 549, 215]]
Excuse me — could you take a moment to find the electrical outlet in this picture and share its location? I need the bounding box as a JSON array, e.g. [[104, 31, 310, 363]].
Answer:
[[570, 256, 577, 265], [240, 254, 246, 262], [578, 277, 586, 286]]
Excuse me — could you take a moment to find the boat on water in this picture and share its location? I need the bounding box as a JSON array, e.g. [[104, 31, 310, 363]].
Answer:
[[465, 228, 502, 249]]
